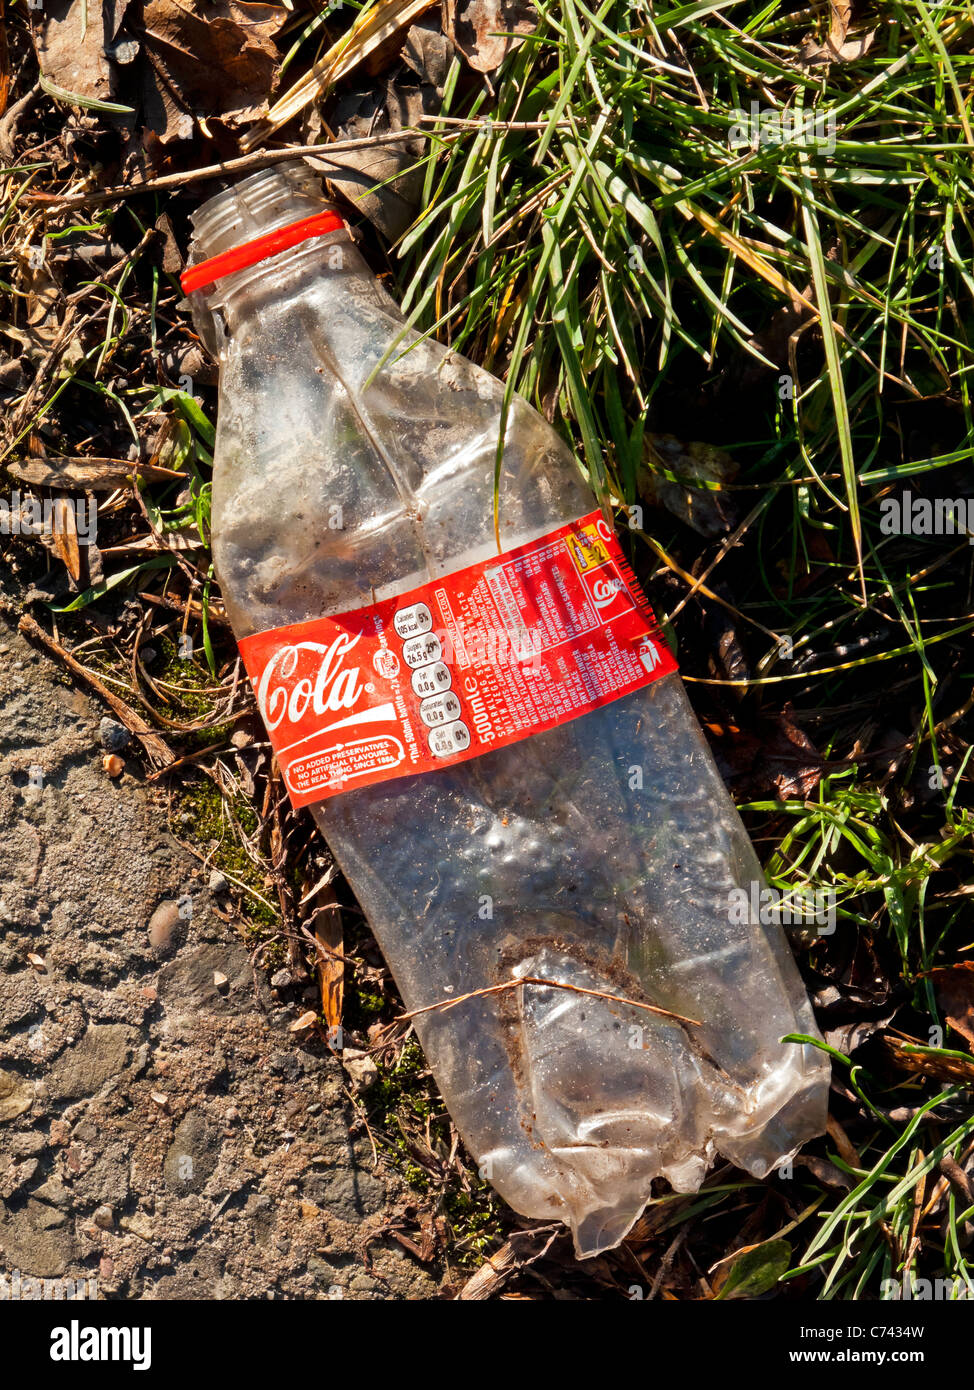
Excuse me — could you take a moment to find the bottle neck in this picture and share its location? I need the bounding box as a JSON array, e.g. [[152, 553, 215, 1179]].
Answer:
[[186, 160, 352, 352]]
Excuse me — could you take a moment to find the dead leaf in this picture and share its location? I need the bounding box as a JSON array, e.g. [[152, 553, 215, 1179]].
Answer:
[[308, 22, 452, 240], [290, 1010, 318, 1033], [312, 894, 344, 1031], [883, 1031, 974, 1086], [458, 1229, 557, 1299], [243, 0, 437, 149], [796, 1155, 854, 1192], [926, 962, 974, 1052], [48, 494, 82, 583], [639, 434, 740, 537], [445, 0, 537, 73], [6, 456, 185, 492], [34, 0, 113, 106], [801, 1, 876, 65], [140, 0, 288, 142], [707, 704, 823, 800], [755, 705, 824, 800], [25, 263, 64, 353]]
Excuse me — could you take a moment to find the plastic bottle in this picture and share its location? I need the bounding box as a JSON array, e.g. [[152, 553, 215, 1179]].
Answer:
[[182, 161, 829, 1258]]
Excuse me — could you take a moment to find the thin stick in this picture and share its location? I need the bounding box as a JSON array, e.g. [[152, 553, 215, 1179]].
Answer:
[[22, 120, 577, 212], [17, 612, 175, 768], [21, 131, 467, 212], [398, 976, 701, 1028]]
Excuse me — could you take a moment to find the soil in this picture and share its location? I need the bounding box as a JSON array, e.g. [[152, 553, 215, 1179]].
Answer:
[[0, 602, 439, 1301]]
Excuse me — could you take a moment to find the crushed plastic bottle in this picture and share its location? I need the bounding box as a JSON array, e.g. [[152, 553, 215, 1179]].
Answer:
[[182, 161, 829, 1258]]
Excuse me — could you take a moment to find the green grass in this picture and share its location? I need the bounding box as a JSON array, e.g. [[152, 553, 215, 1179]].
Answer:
[[391, 0, 974, 1298]]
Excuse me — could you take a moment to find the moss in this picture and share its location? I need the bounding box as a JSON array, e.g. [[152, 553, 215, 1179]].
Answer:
[[443, 1184, 505, 1262], [174, 779, 278, 932]]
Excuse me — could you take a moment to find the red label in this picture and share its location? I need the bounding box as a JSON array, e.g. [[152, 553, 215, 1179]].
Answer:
[[238, 510, 677, 807]]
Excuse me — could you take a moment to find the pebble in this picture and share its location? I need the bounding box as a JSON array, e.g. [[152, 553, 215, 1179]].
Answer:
[[342, 1051, 379, 1091], [270, 969, 292, 990], [102, 753, 125, 778], [98, 718, 132, 753], [147, 900, 180, 949], [208, 869, 228, 893], [93, 1204, 114, 1231]]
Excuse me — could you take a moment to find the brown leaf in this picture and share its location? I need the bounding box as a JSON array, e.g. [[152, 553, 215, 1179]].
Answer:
[[290, 1010, 318, 1033], [445, 0, 537, 73], [34, 0, 113, 105], [797, 1155, 854, 1192], [707, 704, 823, 800], [243, 0, 437, 149], [755, 705, 824, 800], [7, 456, 185, 492], [311, 893, 344, 1031], [140, 0, 287, 142], [883, 1031, 974, 1086], [801, 1, 875, 65], [927, 962, 974, 1051], [49, 495, 82, 583], [309, 22, 453, 241]]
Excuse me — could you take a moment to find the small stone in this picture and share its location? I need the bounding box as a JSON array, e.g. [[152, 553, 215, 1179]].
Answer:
[[225, 1106, 239, 1123], [230, 730, 250, 749], [270, 969, 292, 990], [48, 1119, 70, 1146], [213, 971, 228, 992], [147, 900, 180, 949], [98, 718, 132, 753], [99, 1256, 114, 1280], [119, 1212, 154, 1240], [93, 1204, 114, 1231], [290, 1010, 317, 1033], [32, 1176, 71, 1209], [208, 869, 228, 893], [0, 1067, 33, 1122], [102, 753, 125, 777], [140, 986, 158, 1003], [342, 1050, 378, 1091], [9, 1131, 45, 1157], [150, 1091, 169, 1111]]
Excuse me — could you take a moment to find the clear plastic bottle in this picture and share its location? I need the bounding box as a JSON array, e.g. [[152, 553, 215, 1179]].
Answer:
[[184, 161, 829, 1257]]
